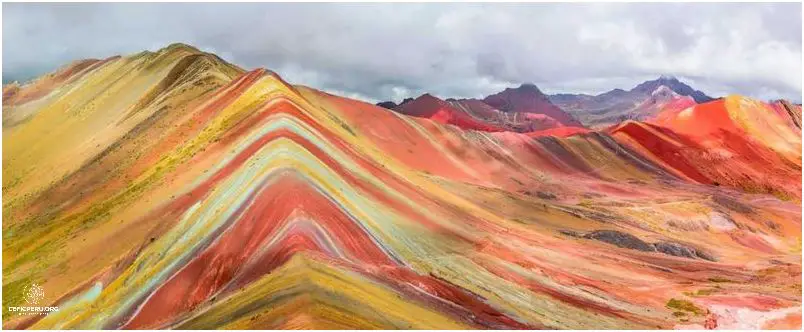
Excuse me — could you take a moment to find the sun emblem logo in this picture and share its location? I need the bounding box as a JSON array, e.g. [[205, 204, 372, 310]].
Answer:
[[23, 283, 45, 305]]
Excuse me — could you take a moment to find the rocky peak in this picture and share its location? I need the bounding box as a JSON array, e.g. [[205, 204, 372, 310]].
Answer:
[[517, 83, 543, 93], [375, 101, 397, 109], [632, 76, 712, 103]]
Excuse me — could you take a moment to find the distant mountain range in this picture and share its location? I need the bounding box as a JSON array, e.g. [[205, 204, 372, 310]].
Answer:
[[377, 83, 583, 133], [378, 76, 717, 129], [549, 76, 713, 127]]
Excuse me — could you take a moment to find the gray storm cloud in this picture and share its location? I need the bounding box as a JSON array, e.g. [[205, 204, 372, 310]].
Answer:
[[2, 2, 801, 102]]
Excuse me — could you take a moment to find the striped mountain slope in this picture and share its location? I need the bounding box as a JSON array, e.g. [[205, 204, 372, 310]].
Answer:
[[2, 44, 800, 330]]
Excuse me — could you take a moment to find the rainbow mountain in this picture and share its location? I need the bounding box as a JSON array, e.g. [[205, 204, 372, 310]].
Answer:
[[2, 43, 801, 329]]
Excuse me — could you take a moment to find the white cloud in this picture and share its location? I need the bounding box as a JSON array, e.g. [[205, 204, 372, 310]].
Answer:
[[2, 2, 801, 102]]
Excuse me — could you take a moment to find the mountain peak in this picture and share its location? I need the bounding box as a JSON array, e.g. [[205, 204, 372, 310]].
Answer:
[[632, 76, 712, 103], [375, 101, 397, 109], [633, 76, 681, 91], [415, 93, 447, 105], [163, 42, 201, 53], [657, 75, 679, 82], [517, 83, 543, 93], [484, 84, 583, 127]]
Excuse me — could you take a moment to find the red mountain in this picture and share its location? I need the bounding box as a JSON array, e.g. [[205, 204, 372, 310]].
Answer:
[[378, 83, 584, 134], [483, 83, 583, 127], [394, 93, 506, 132], [447, 98, 566, 132]]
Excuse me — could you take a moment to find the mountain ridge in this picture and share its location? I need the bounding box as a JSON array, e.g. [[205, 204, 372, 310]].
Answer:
[[547, 77, 714, 128], [375, 77, 720, 130], [375, 82, 583, 132], [3, 42, 801, 330]]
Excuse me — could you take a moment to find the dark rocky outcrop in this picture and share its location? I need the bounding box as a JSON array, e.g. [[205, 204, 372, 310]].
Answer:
[[712, 194, 753, 214], [583, 230, 656, 252], [376, 101, 397, 109], [376, 97, 415, 110], [399, 97, 414, 107], [559, 229, 582, 238], [654, 241, 716, 261], [536, 192, 557, 200], [560, 229, 717, 261]]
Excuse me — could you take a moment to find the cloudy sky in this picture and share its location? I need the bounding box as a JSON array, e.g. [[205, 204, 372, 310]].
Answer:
[[3, 2, 802, 103]]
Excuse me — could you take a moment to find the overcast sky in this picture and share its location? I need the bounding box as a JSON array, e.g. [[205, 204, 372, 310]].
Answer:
[[3, 2, 802, 103]]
